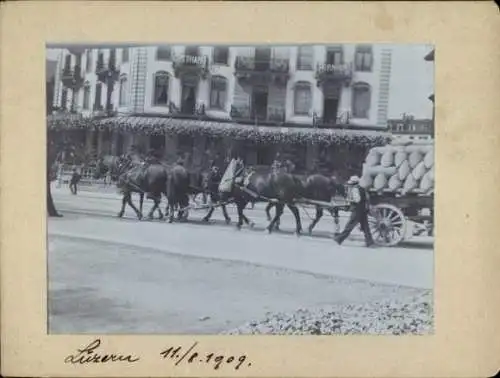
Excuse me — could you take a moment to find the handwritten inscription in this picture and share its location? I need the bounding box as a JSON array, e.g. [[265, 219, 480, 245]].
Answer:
[[64, 339, 140, 364], [160, 342, 252, 371]]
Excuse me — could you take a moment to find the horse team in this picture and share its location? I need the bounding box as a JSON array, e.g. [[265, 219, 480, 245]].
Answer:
[[93, 154, 347, 236]]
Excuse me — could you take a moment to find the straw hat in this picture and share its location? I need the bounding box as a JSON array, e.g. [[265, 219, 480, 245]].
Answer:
[[347, 175, 360, 184]]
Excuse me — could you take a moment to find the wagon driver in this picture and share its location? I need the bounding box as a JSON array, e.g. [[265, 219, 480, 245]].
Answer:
[[334, 175, 375, 248]]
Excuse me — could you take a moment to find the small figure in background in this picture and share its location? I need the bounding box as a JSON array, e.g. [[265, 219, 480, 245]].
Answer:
[[69, 165, 81, 195]]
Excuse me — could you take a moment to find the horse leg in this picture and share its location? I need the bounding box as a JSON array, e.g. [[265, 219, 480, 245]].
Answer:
[[168, 199, 175, 223], [157, 199, 164, 220], [235, 201, 245, 230], [275, 207, 281, 231], [117, 193, 127, 218], [148, 195, 159, 219], [203, 206, 214, 222], [328, 208, 341, 235], [288, 203, 303, 236], [265, 202, 274, 221], [240, 203, 254, 228], [126, 193, 142, 220], [267, 203, 284, 234], [221, 204, 231, 224], [139, 192, 144, 216], [308, 207, 324, 235]]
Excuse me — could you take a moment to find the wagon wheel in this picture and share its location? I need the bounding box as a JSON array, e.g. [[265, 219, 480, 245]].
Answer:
[[368, 204, 406, 247]]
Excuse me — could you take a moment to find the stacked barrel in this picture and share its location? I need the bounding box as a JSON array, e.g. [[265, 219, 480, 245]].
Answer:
[[360, 142, 434, 195]]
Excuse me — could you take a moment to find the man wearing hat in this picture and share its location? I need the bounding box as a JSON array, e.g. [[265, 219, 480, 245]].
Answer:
[[334, 175, 375, 247]]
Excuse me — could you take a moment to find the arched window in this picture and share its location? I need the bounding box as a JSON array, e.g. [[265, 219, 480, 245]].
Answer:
[[209, 76, 227, 110], [352, 82, 371, 118], [355, 45, 373, 72], [82, 82, 91, 110], [156, 46, 172, 61], [294, 81, 312, 115], [153, 71, 169, 106], [119, 75, 128, 106]]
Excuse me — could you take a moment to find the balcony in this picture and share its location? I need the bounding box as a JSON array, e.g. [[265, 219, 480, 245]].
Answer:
[[172, 54, 209, 80], [313, 111, 352, 129], [61, 65, 84, 88], [95, 52, 120, 83], [315, 62, 353, 87], [230, 104, 286, 125], [234, 56, 290, 86]]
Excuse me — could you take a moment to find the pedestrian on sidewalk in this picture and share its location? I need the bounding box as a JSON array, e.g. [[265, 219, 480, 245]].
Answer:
[[69, 165, 81, 195], [334, 175, 375, 247]]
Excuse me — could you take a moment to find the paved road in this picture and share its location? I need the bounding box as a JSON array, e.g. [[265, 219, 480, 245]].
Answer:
[[48, 186, 434, 334]]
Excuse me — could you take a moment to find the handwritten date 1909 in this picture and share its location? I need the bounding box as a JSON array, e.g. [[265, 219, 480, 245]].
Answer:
[[160, 342, 252, 371]]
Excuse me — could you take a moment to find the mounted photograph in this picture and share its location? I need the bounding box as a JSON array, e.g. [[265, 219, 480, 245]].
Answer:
[[46, 43, 435, 335]]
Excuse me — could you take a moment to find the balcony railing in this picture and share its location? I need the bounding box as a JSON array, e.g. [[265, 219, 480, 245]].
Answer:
[[172, 54, 209, 80], [95, 53, 120, 83], [234, 56, 290, 86], [61, 65, 84, 88], [312, 111, 352, 128], [235, 56, 290, 73], [315, 62, 353, 87], [230, 104, 286, 124]]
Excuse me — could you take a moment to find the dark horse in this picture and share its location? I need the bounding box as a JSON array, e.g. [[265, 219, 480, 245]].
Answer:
[[165, 162, 191, 223], [218, 158, 304, 235], [265, 173, 347, 235], [94, 156, 168, 220]]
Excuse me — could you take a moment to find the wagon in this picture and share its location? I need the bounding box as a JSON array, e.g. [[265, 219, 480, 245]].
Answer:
[[361, 141, 435, 247], [366, 191, 434, 247]]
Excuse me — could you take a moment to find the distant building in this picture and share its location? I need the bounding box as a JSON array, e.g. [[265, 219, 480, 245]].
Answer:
[[48, 44, 392, 174], [46, 59, 57, 115], [424, 49, 435, 134], [387, 116, 433, 142]]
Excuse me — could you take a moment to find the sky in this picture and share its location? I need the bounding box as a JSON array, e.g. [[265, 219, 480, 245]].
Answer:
[[47, 44, 434, 119]]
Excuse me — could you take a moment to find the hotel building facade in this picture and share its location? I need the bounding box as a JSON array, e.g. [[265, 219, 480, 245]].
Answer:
[[50, 44, 392, 173]]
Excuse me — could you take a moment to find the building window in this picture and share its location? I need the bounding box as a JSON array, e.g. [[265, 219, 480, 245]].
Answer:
[[156, 46, 172, 61], [209, 76, 227, 110], [94, 83, 102, 110], [61, 88, 68, 110], [296, 46, 313, 70], [153, 71, 169, 106], [185, 46, 199, 56], [85, 50, 92, 72], [213, 47, 229, 65], [64, 54, 71, 71], [326, 46, 343, 65], [294, 82, 312, 115], [83, 83, 90, 110], [119, 75, 128, 106], [122, 48, 129, 63], [355, 45, 373, 72], [352, 82, 371, 118], [96, 51, 104, 71]]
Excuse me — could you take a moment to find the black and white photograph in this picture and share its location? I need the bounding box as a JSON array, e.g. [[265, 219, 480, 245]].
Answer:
[[46, 43, 435, 335]]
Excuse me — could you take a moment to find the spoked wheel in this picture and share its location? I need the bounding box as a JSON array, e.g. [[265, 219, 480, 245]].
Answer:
[[368, 204, 406, 247]]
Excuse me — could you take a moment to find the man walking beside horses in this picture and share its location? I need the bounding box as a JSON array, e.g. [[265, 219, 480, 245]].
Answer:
[[334, 175, 375, 248]]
